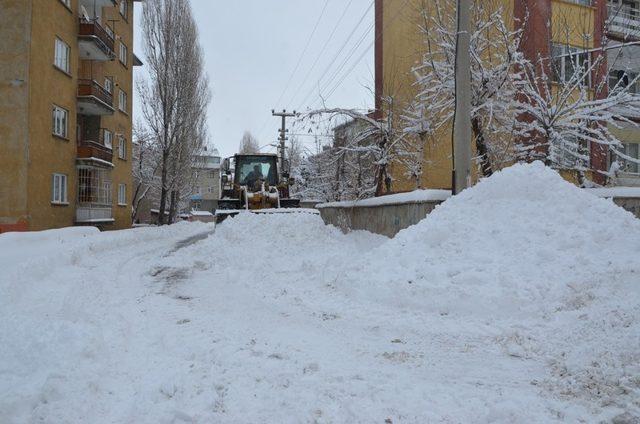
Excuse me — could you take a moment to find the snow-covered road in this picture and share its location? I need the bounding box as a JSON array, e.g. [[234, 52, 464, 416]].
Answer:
[[1, 163, 639, 423]]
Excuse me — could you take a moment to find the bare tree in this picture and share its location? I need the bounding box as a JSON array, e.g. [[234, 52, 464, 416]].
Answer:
[[239, 131, 260, 154], [131, 123, 160, 223], [403, 0, 528, 179], [138, 0, 210, 225]]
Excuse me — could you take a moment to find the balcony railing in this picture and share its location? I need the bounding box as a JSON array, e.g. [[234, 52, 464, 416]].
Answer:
[[77, 139, 113, 164], [608, 4, 640, 39], [78, 18, 115, 59], [77, 79, 114, 115], [76, 205, 113, 223]]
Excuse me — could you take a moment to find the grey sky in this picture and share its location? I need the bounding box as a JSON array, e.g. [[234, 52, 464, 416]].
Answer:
[[133, 0, 375, 158]]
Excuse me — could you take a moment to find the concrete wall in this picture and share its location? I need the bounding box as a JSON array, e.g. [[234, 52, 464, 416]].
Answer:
[[613, 197, 640, 219], [319, 201, 443, 238], [319, 196, 640, 238]]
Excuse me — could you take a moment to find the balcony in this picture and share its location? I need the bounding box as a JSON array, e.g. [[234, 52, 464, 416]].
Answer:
[[77, 79, 114, 115], [76, 165, 114, 223], [78, 18, 115, 61], [77, 139, 113, 164], [76, 205, 114, 223], [608, 3, 640, 40], [79, 0, 116, 11]]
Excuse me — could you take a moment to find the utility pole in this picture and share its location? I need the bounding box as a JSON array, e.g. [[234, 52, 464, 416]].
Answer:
[[452, 0, 472, 194], [271, 109, 296, 172]]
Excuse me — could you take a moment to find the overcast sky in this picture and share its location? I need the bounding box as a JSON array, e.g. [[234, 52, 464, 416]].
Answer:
[[133, 0, 375, 158]]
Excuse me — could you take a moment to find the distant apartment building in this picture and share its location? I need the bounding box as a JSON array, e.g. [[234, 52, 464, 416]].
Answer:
[[190, 149, 221, 212], [376, 0, 640, 190], [0, 0, 141, 233]]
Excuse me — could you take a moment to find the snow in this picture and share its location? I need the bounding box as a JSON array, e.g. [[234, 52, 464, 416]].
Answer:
[[318, 189, 452, 209], [587, 186, 640, 198], [189, 210, 214, 216], [1, 162, 639, 423]]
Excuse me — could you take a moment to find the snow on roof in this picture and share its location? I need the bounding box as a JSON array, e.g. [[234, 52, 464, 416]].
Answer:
[[586, 186, 640, 198], [317, 189, 451, 209], [190, 211, 214, 216]]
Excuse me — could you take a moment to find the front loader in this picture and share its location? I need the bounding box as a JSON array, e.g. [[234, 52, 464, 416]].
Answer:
[[215, 153, 304, 223]]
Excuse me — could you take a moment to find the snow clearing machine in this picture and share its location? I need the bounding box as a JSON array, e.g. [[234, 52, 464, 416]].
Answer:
[[215, 153, 303, 223]]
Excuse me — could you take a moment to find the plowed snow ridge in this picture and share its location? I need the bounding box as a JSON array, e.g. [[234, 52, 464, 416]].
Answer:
[[1, 162, 638, 423]]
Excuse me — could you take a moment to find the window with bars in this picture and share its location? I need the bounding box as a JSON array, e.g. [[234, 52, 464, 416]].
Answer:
[[52, 105, 68, 138], [51, 173, 68, 204], [54, 37, 70, 73], [77, 167, 112, 206]]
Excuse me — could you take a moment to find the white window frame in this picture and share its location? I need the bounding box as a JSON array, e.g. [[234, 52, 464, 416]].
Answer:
[[104, 129, 113, 149], [119, 42, 128, 66], [119, 0, 128, 20], [118, 183, 127, 206], [51, 173, 68, 204], [54, 37, 70, 74], [104, 77, 113, 94], [104, 181, 112, 204], [118, 89, 127, 113], [551, 44, 592, 87], [118, 135, 127, 159], [52, 105, 68, 138]]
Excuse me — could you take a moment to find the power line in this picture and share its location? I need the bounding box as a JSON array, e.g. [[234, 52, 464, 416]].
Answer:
[[273, 0, 330, 110], [310, 0, 411, 108], [296, 0, 374, 110], [287, 0, 356, 108]]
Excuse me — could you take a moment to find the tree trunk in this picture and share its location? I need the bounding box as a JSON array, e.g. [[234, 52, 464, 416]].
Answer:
[[472, 117, 493, 178], [168, 189, 178, 224], [157, 151, 169, 225]]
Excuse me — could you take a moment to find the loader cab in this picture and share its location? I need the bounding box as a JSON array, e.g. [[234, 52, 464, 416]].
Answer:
[[234, 155, 279, 187]]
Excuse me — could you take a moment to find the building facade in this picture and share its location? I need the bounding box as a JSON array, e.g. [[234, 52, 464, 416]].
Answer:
[[190, 149, 222, 213], [376, 0, 640, 190], [0, 0, 141, 233]]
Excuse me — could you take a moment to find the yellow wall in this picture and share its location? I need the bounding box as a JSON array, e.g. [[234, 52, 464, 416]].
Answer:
[[551, 0, 595, 48], [380, 0, 603, 191], [0, 0, 136, 231], [27, 0, 80, 231], [0, 0, 32, 229]]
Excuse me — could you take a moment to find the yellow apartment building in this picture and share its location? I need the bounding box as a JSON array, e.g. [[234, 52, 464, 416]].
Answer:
[[375, 0, 640, 191], [0, 0, 141, 232]]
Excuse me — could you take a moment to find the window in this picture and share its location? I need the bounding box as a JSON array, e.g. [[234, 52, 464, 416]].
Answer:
[[51, 174, 68, 204], [52, 105, 68, 138], [119, 0, 128, 19], [617, 143, 640, 174], [54, 37, 70, 73], [104, 181, 112, 204], [118, 184, 127, 205], [569, 0, 592, 5], [119, 42, 128, 66], [609, 70, 639, 93], [104, 129, 113, 149], [551, 44, 591, 87], [104, 77, 113, 94], [119, 89, 127, 113], [118, 135, 127, 159], [208, 186, 214, 194]]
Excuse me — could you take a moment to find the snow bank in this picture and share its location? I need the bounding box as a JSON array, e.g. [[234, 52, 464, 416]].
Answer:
[[1, 163, 638, 423], [318, 189, 451, 208], [343, 162, 640, 420]]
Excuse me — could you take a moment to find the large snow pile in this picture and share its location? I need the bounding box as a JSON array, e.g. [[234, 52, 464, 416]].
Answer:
[[343, 162, 640, 419], [1, 162, 638, 423]]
